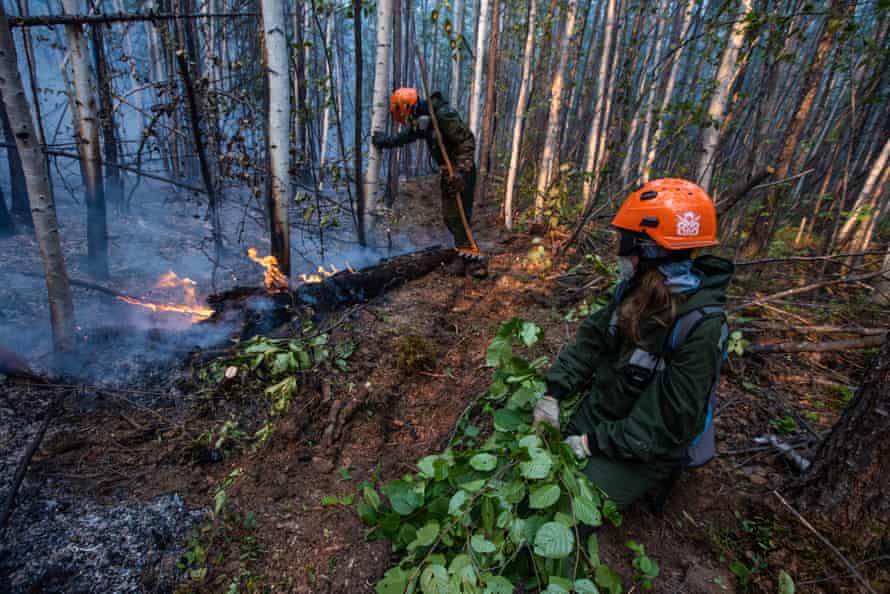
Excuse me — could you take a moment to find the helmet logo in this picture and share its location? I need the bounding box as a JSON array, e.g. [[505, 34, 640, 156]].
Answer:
[[676, 212, 701, 236]]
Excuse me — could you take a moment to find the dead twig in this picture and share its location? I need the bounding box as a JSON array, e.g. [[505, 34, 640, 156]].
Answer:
[[732, 268, 890, 311], [735, 250, 888, 267], [747, 334, 886, 354], [772, 491, 877, 594]]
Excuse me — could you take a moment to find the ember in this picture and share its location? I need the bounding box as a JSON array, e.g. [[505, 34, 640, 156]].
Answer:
[[299, 264, 340, 284], [247, 248, 289, 290], [116, 272, 214, 322]]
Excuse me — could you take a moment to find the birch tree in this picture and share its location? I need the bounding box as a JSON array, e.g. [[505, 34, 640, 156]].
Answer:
[[450, 0, 464, 105], [696, 0, 752, 192], [365, 0, 393, 220], [534, 0, 579, 222], [468, 0, 490, 143], [504, 0, 537, 230], [635, 0, 667, 186], [261, 0, 292, 276], [61, 0, 107, 279], [837, 135, 890, 249], [319, 15, 334, 172], [0, 5, 75, 350], [581, 0, 616, 206]]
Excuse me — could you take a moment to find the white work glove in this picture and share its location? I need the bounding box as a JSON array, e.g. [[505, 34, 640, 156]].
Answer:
[[564, 434, 592, 459], [533, 396, 560, 430]]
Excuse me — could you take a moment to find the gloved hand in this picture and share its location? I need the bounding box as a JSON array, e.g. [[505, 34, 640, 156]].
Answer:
[[371, 131, 388, 148], [564, 434, 592, 459], [443, 172, 465, 195], [533, 396, 560, 430]]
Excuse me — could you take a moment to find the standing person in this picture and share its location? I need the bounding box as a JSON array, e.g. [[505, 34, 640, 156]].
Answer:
[[372, 88, 483, 274], [534, 179, 733, 509]]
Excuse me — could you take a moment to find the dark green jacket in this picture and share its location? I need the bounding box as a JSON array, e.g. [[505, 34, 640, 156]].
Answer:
[[375, 92, 476, 173], [546, 256, 734, 463]]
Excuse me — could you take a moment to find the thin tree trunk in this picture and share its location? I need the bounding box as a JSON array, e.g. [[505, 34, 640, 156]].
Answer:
[[504, 0, 536, 231], [450, 0, 463, 105], [696, 0, 751, 192], [0, 180, 12, 237], [581, 0, 616, 206], [837, 134, 890, 247], [62, 0, 107, 280], [475, 0, 499, 206], [534, 0, 578, 222], [365, 0, 393, 223], [0, 5, 75, 350], [0, 96, 29, 227], [260, 0, 291, 276], [388, 0, 402, 205], [319, 15, 334, 172], [635, 0, 667, 187], [293, 2, 308, 173], [91, 24, 123, 210], [468, 0, 490, 143], [354, 0, 366, 245]]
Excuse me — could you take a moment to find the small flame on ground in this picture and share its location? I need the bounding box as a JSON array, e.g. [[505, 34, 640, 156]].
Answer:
[[116, 271, 214, 322], [299, 264, 339, 284], [247, 247, 289, 290]]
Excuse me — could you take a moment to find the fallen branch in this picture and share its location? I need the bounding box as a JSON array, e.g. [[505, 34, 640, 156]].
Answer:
[[744, 323, 887, 336], [0, 395, 62, 530], [748, 334, 886, 354], [715, 167, 774, 214], [18, 271, 136, 300], [772, 491, 877, 594], [735, 250, 888, 267], [733, 268, 890, 311]]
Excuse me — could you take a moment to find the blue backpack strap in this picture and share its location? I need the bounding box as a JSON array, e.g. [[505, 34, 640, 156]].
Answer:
[[664, 305, 728, 467]]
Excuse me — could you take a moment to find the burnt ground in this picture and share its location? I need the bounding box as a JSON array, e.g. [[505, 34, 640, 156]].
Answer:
[[2, 175, 889, 593]]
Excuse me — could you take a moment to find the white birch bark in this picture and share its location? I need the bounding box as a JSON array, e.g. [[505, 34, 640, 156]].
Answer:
[[838, 135, 890, 245], [589, 2, 622, 195], [619, 13, 656, 185], [261, 0, 292, 274], [468, 0, 490, 143], [636, 0, 667, 185], [696, 0, 751, 192], [61, 0, 107, 279], [319, 15, 334, 171], [504, 0, 536, 231], [534, 0, 578, 221], [0, 6, 75, 350], [581, 0, 616, 206], [450, 0, 464, 105], [364, 0, 393, 216], [640, 0, 694, 183]]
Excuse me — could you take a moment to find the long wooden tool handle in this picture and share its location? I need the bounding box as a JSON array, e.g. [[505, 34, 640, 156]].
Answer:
[[414, 47, 479, 254]]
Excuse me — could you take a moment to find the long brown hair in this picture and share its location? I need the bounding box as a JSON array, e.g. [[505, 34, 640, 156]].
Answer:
[[617, 265, 683, 343]]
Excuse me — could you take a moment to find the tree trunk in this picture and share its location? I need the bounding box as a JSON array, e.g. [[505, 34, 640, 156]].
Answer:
[[62, 0, 107, 280], [837, 134, 890, 247], [0, 182, 12, 237], [696, 0, 751, 192], [387, 0, 402, 205], [319, 15, 334, 172], [581, 0, 617, 207], [634, 0, 667, 187], [0, 5, 76, 350], [353, 0, 366, 246], [293, 2, 307, 174], [450, 0, 463, 105], [91, 24, 123, 210], [475, 0, 499, 207], [365, 0, 393, 222], [533, 0, 578, 223], [503, 0, 536, 231], [261, 0, 291, 276], [0, 95, 29, 227], [742, 0, 845, 259], [793, 333, 890, 542], [467, 0, 490, 143]]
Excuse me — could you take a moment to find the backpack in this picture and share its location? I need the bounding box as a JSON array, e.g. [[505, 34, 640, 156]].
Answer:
[[663, 305, 730, 467]]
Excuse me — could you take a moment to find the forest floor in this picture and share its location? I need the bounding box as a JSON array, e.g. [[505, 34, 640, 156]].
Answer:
[[1, 175, 889, 594]]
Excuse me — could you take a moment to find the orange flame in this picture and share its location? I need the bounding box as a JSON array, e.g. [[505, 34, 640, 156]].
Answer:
[[116, 271, 214, 322], [298, 264, 339, 284], [247, 248, 289, 290]]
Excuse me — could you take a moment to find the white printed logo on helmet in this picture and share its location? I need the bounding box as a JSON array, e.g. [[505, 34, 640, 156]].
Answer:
[[676, 212, 701, 236]]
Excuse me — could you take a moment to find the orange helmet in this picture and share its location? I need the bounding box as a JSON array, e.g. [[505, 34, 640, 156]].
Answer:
[[389, 88, 419, 124], [611, 178, 719, 251]]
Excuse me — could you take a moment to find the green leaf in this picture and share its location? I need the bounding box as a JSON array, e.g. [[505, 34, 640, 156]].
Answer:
[[533, 522, 574, 559], [482, 574, 514, 594], [321, 495, 339, 506], [362, 485, 382, 511], [408, 521, 440, 550], [778, 570, 795, 594], [458, 478, 487, 492], [602, 499, 622, 527], [519, 321, 542, 347], [471, 534, 497, 554], [448, 490, 469, 516], [376, 566, 410, 594], [595, 564, 622, 594], [356, 503, 377, 525], [587, 534, 601, 567], [574, 578, 599, 593], [549, 576, 573, 590], [498, 480, 526, 504], [420, 564, 450, 594], [470, 453, 498, 471], [544, 584, 570, 593], [486, 336, 512, 367], [383, 480, 423, 516], [493, 408, 524, 432], [518, 434, 542, 449], [520, 448, 553, 479], [417, 455, 439, 478], [573, 497, 602, 527], [529, 484, 562, 509]]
